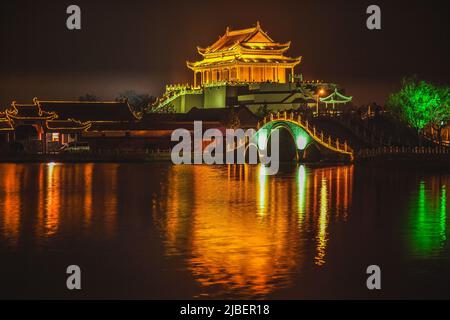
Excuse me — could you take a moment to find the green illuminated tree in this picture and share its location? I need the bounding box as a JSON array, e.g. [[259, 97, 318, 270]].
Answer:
[[387, 77, 450, 145], [428, 85, 450, 145]]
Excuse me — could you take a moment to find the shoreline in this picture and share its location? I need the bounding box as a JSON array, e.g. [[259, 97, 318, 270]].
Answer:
[[1, 153, 450, 167]]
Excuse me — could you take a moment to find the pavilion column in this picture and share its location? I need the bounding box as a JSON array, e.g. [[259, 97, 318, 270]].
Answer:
[[194, 71, 197, 87], [291, 67, 294, 82]]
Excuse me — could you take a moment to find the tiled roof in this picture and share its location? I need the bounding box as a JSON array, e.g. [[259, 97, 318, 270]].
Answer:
[[36, 100, 140, 122], [6, 103, 55, 119], [46, 119, 91, 131], [186, 106, 258, 126], [190, 56, 301, 68], [202, 23, 275, 53], [141, 107, 257, 129], [87, 121, 142, 131]]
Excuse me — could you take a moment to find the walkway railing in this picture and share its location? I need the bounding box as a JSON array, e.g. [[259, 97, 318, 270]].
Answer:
[[358, 146, 450, 158], [258, 111, 354, 157], [423, 127, 450, 147], [151, 85, 203, 112]]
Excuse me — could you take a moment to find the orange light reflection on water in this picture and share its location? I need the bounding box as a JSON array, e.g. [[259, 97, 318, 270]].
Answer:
[[161, 164, 354, 298], [0, 163, 119, 247]]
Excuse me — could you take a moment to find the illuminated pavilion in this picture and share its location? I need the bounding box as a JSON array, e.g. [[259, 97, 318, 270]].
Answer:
[[187, 21, 301, 87], [151, 22, 352, 114]]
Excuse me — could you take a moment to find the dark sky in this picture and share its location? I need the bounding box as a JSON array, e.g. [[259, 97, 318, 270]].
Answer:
[[0, 0, 449, 108]]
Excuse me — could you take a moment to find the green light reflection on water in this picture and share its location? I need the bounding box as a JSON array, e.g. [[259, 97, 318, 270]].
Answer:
[[410, 180, 447, 258]]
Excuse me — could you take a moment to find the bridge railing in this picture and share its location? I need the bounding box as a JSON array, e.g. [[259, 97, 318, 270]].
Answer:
[[258, 111, 354, 156]]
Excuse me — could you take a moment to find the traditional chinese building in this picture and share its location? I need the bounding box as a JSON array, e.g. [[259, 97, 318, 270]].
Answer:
[[187, 22, 301, 86], [1, 97, 258, 154], [3, 98, 141, 153], [152, 22, 351, 114], [0, 112, 14, 144], [320, 89, 353, 110]]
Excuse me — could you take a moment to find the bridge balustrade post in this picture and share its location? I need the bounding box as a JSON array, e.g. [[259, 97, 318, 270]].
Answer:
[[290, 112, 294, 120], [336, 138, 340, 149], [344, 140, 348, 152], [276, 112, 280, 119], [328, 136, 331, 145], [320, 131, 324, 141], [270, 113, 273, 121], [313, 126, 316, 136], [297, 114, 301, 124], [283, 111, 287, 119], [305, 120, 309, 130]]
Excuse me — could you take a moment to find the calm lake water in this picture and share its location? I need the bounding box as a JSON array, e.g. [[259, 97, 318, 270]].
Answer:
[[0, 162, 449, 299]]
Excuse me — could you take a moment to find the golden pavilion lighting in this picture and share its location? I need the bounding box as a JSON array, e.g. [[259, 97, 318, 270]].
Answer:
[[187, 22, 301, 87]]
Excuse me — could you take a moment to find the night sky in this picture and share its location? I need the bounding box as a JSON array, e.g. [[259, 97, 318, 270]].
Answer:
[[0, 0, 449, 108]]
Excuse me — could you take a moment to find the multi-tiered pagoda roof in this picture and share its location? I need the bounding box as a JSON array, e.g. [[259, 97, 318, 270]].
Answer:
[[187, 22, 301, 86]]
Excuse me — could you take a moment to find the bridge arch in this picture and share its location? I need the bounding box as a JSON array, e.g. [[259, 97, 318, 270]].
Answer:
[[255, 113, 354, 162], [256, 120, 313, 152], [267, 125, 299, 162]]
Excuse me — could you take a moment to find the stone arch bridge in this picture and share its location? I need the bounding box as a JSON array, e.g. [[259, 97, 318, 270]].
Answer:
[[246, 111, 354, 162]]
